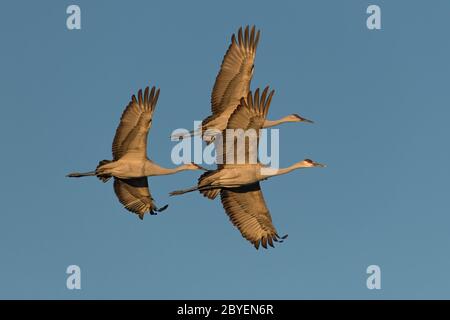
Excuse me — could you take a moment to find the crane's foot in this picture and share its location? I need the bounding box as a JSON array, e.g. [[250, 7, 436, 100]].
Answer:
[[149, 204, 169, 216]]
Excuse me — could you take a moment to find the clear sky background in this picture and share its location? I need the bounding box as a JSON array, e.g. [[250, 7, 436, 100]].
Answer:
[[0, 0, 449, 299]]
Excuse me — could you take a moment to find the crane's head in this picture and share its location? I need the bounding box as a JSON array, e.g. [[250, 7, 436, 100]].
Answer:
[[299, 159, 326, 168], [289, 114, 314, 123]]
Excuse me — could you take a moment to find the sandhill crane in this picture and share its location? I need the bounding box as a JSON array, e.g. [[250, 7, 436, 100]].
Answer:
[[171, 25, 312, 142], [170, 88, 325, 249], [67, 86, 204, 220]]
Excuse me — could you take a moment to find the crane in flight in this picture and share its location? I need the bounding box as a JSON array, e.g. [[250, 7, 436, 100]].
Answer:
[[67, 86, 204, 220], [170, 88, 325, 249], [171, 25, 312, 142]]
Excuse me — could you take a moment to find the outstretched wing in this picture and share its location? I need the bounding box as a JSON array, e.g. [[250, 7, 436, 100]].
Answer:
[[220, 183, 286, 249], [210, 25, 260, 117], [216, 87, 274, 167], [112, 86, 160, 160], [113, 178, 167, 219]]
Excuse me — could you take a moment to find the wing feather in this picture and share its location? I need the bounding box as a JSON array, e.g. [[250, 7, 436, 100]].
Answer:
[[216, 87, 275, 167], [210, 26, 260, 117], [220, 183, 284, 249], [113, 178, 167, 219], [112, 86, 160, 160]]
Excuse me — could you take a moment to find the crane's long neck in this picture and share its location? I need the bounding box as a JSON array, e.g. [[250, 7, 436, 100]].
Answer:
[[261, 161, 308, 178], [144, 161, 194, 176], [263, 116, 294, 128]]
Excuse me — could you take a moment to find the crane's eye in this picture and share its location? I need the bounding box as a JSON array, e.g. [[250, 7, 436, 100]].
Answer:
[[304, 159, 313, 163]]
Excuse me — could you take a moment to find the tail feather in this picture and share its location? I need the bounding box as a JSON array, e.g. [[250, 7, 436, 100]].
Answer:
[[198, 170, 220, 199], [96, 160, 112, 183], [170, 170, 222, 197], [201, 188, 220, 200]]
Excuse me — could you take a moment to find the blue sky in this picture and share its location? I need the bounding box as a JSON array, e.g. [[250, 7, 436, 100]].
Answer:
[[0, 0, 449, 299]]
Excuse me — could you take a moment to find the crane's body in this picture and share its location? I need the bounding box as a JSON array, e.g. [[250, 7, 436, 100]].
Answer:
[[200, 161, 323, 190], [67, 26, 324, 248], [92, 157, 198, 180], [172, 25, 312, 142], [171, 88, 324, 249], [68, 86, 204, 219]]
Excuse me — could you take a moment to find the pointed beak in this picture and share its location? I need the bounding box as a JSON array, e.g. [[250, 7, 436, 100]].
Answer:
[[294, 114, 314, 123], [313, 162, 326, 168], [193, 163, 207, 171]]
